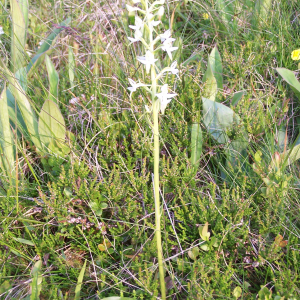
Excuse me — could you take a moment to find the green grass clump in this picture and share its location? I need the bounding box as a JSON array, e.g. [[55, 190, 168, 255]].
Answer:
[[1, 0, 300, 299]]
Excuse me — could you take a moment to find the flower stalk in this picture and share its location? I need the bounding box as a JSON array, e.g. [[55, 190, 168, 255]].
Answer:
[[126, 1, 178, 298]]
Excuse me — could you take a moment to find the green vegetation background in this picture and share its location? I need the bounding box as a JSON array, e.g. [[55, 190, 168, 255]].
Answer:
[[0, 0, 300, 299]]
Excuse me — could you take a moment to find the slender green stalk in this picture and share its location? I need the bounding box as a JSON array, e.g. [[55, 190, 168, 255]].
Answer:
[[151, 67, 166, 299]]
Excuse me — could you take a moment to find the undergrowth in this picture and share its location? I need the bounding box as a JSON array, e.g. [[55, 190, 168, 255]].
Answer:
[[0, 0, 300, 299]]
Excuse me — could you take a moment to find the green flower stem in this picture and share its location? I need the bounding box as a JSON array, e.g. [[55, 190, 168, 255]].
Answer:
[[149, 12, 166, 300], [152, 68, 166, 300]]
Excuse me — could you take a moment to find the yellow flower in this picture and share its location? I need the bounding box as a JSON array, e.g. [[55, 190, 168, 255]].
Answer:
[[203, 13, 209, 20], [291, 49, 300, 61]]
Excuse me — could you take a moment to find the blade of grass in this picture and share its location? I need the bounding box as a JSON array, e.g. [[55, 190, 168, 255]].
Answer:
[[74, 260, 87, 300]]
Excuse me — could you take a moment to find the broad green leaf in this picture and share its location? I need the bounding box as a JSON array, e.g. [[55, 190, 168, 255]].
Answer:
[[233, 286, 242, 299], [30, 260, 42, 300], [0, 86, 15, 181], [199, 222, 210, 241], [74, 260, 87, 300], [68, 46, 75, 90], [15, 66, 27, 91], [13, 237, 35, 246], [276, 68, 300, 94], [0, 59, 41, 150], [277, 127, 286, 151], [45, 55, 59, 104], [190, 123, 202, 168], [11, 0, 28, 72], [280, 143, 300, 166], [203, 64, 218, 101], [206, 46, 223, 90], [100, 202, 108, 209], [38, 100, 66, 151], [231, 91, 246, 106], [200, 243, 209, 251], [188, 246, 199, 260], [203, 97, 239, 143]]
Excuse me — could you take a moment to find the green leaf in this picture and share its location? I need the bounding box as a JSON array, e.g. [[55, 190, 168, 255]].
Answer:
[[38, 100, 66, 152], [200, 242, 209, 251], [280, 143, 300, 167], [30, 260, 42, 300], [277, 127, 286, 151], [203, 64, 218, 101], [199, 222, 210, 241], [45, 55, 59, 104], [231, 91, 246, 106], [63, 187, 72, 198], [190, 123, 202, 168], [276, 68, 300, 95], [206, 46, 223, 90], [233, 286, 242, 299], [68, 46, 75, 90], [27, 17, 72, 74], [11, 0, 28, 72], [15, 66, 28, 92], [74, 260, 87, 300], [99, 202, 108, 209], [13, 237, 35, 246], [188, 246, 199, 260], [0, 59, 41, 150], [202, 97, 235, 143], [0, 85, 15, 182]]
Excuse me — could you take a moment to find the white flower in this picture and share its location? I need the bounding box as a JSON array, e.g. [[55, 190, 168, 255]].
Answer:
[[126, 4, 142, 12], [161, 38, 178, 60], [156, 61, 179, 80], [156, 84, 177, 114], [127, 78, 146, 94], [151, 20, 161, 28], [137, 50, 158, 73], [0, 27, 4, 35], [128, 29, 143, 43], [157, 6, 165, 17], [149, 0, 165, 12], [160, 29, 171, 42], [132, 0, 141, 3], [129, 16, 144, 31], [168, 61, 179, 74]]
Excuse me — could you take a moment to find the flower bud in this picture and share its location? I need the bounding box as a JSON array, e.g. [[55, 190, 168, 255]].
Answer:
[[157, 6, 164, 17]]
